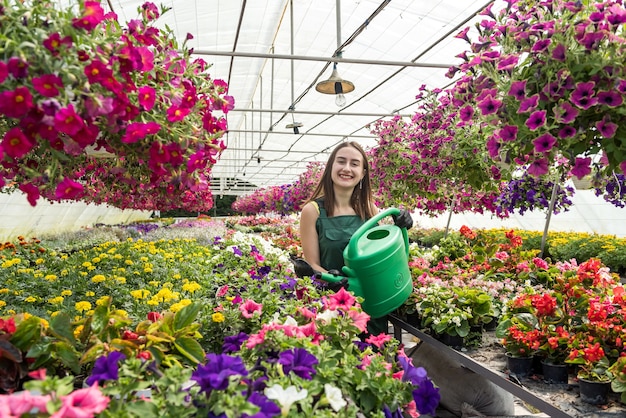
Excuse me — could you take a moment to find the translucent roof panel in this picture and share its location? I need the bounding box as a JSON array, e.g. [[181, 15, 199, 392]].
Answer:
[[57, 0, 493, 195]]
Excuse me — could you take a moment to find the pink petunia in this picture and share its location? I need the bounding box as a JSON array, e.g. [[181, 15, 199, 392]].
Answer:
[[55, 178, 84, 200], [347, 310, 370, 333], [54, 104, 85, 136], [32, 74, 63, 97], [0, 86, 33, 118], [50, 383, 110, 418], [137, 86, 156, 110], [365, 333, 392, 348], [325, 287, 356, 311], [239, 299, 262, 318], [570, 157, 592, 179], [532, 132, 557, 153], [72, 1, 105, 31], [527, 157, 550, 177]]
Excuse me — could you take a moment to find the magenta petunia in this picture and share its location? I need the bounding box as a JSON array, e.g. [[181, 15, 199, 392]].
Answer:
[[72, 1, 105, 31], [486, 136, 501, 158], [121, 121, 161, 144], [508, 80, 527, 100], [621, 161, 626, 175], [532, 132, 557, 153], [596, 90, 623, 108], [517, 94, 539, 113], [2, 127, 35, 159], [454, 27, 471, 43], [497, 54, 518, 71], [7, 57, 28, 78], [570, 157, 592, 179], [558, 126, 577, 139], [0, 86, 33, 118], [551, 43, 566, 61], [527, 157, 550, 177], [477, 95, 502, 115], [55, 177, 84, 200], [458, 105, 474, 122], [531, 39, 551, 53], [553, 102, 579, 124], [497, 125, 518, 142], [596, 118, 618, 138], [239, 299, 262, 318], [570, 81, 598, 110], [137, 86, 156, 110], [525, 110, 547, 131], [167, 105, 191, 122], [54, 104, 85, 136], [84, 60, 113, 84], [18, 183, 40, 207], [32, 74, 63, 97]]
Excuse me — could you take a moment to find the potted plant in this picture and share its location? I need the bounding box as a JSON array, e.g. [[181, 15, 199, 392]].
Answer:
[[566, 339, 613, 405]]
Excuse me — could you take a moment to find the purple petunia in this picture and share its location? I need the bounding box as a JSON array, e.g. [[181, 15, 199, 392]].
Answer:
[[497, 125, 518, 142], [243, 392, 281, 418], [597, 90, 623, 108], [525, 110, 547, 131], [596, 117, 618, 138], [553, 101, 579, 124], [517, 94, 539, 113], [86, 351, 126, 386], [278, 348, 318, 380], [558, 126, 577, 139], [527, 157, 550, 177], [532, 132, 557, 153], [477, 95, 502, 115], [570, 157, 592, 179], [398, 355, 440, 416], [551, 43, 566, 61], [191, 353, 249, 394], [570, 81, 598, 109], [222, 331, 249, 354], [508, 80, 527, 100]]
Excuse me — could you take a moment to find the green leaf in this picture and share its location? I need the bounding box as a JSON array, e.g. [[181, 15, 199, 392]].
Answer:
[[52, 341, 81, 374], [0, 340, 22, 362], [173, 336, 205, 365], [9, 316, 42, 352], [173, 303, 200, 331], [49, 311, 76, 344]]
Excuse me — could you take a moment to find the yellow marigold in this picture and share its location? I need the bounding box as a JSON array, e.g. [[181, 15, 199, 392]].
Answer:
[[115, 309, 128, 318], [48, 296, 64, 304], [212, 312, 225, 323], [61, 254, 68, 260], [113, 254, 122, 259], [140, 257, 149, 262], [85, 291, 95, 297], [114, 276, 127, 284], [80, 272, 88, 277], [130, 289, 150, 299], [74, 324, 84, 339], [25, 296, 37, 303], [44, 274, 58, 282], [170, 299, 192, 312], [92, 275, 106, 283], [75, 301, 92, 312], [182, 282, 201, 293], [6, 309, 16, 315], [92, 257, 101, 263], [39, 318, 49, 329], [148, 281, 159, 287], [147, 300, 159, 306], [96, 296, 109, 307], [0, 288, 9, 294], [35, 258, 44, 265], [61, 269, 69, 276], [172, 273, 181, 280], [61, 290, 72, 296], [87, 265, 96, 271], [115, 267, 126, 273], [82, 261, 92, 268], [33, 272, 43, 278], [0, 300, 6, 308], [125, 259, 134, 265]]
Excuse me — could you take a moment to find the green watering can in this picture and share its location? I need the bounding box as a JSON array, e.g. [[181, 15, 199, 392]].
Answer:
[[316, 207, 413, 318]]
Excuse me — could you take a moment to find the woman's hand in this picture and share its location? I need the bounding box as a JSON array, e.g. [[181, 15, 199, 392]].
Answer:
[[392, 209, 413, 230]]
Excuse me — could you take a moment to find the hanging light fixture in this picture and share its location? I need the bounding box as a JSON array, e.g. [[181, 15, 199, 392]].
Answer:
[[315, 0, 354, 107], [315, 61, 354, 107]]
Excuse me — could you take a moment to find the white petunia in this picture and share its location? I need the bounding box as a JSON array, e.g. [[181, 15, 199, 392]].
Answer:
[[324, 384, 347, 411], [265, 384, 308, 415], [316, 309, 339, 324]]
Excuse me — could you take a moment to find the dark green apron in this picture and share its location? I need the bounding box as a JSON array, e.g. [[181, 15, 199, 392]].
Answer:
[[315, 199, 388, 335]]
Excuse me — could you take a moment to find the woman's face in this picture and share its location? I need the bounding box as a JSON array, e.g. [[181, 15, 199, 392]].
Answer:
[[331, 146, 365, 189]]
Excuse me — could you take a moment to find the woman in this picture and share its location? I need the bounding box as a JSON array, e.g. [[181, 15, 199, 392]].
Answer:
[[299, 141, 412, 334]]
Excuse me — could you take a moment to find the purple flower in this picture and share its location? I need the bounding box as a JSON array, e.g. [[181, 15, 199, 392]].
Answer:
[[222, 332, 249, 354], [570, 81, 598, 110], [525, 110, 547, 131], [531, 39, 551, 53], [191, 353, 249, 393], [570, 157, 592, 179], [517, 94, 539, 113], [497, 54, 518, 71], [558, 126, 577, 139], [532, 132, 557, 153], [278, 348, 318, 380], [477, 95, 502, 115], [527, 157, 550, 176], [551, 43, 566, 61], [398, 356, 440, 416], [597, 90, 623, 107], [458, 105, 474, 122], [232, 246, 243, 256], [508, 80, 527, 100], [486, 136, 501, 158], [86, 351, 126, 386], [580, 31, 604, 50], [553, 102, 579, 124], [596, 117, 618, 138], [497, 125, 518, 142], [243, 392, 281, 418]]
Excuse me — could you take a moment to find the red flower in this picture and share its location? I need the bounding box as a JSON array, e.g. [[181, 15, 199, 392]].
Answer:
[[147, 312, 162, 322], [72, 1, 105, 31], [0, 86, 34, 118], [531, 293, 557, 317], [137, 86, 156, 110], [32, 74, 63, 97], [54, 104, 85, 136], [55, 178, 84, 200], [583, 342, 605, 363], [2, 127, 35, 159], [166, 104, 191, 122]]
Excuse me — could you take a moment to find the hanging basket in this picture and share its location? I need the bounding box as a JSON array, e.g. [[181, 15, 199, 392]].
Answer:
[[572, 176, 592, 190]]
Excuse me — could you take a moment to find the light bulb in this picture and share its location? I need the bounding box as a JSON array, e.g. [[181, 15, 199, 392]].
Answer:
[[335, 93, 346, 107]]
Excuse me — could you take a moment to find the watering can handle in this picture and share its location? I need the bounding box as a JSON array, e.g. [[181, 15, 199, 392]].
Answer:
[[347, 207, 410, 258], [314, 271, 345, 283]]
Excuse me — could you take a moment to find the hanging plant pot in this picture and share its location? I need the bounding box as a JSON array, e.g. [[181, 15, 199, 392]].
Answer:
[[572, 176, 593, 190]]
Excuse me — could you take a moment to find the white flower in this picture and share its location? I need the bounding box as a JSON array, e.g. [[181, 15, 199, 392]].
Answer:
[[316, 309, 339, 324], [324, 384, 347, 411], [265, 384, 308, 415], [283, 315, 298, 326]]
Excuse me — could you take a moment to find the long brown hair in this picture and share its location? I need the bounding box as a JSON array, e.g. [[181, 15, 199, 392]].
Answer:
[[306, 141, 376, 219]]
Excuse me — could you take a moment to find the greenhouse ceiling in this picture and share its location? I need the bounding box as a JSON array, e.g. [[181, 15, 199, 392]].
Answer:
[[59, 0, 494, 195]]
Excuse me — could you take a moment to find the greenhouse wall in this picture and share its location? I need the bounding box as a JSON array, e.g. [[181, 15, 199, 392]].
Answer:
[[415, 189, 626, 237], [0, 192, 151, 241]]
